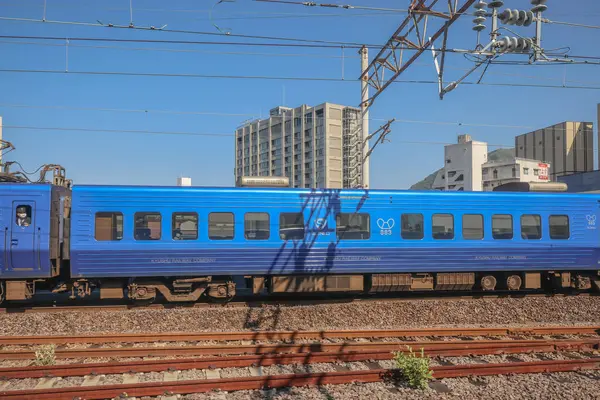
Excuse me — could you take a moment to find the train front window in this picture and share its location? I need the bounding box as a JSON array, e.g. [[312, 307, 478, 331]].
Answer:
[[492, 215, 513, 239], [549, 215, 569, 240], [134, 212, 161, 241], [401, 214, 424, 240], [209, 213, 235, 240], [432, 214, 454, 240], [463, 214, 483, 240], [279, 213, 305, 240], [521, 215, 542, 239], [95, 212, 123, 241], [245, 213, 270, 240], [336, 213, 370, 240], [172, 213, 198, 240]]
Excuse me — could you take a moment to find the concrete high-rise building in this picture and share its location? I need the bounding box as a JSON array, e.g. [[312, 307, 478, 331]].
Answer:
[[432, 135, 488, 191], [515, 121, 593, 178], [234, 103, 362, 188]]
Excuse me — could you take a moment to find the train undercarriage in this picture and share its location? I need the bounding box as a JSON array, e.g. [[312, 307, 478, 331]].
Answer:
[[0, 270, 599, 305]]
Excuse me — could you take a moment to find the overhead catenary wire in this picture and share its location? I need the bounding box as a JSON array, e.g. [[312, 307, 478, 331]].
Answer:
[[1, 68, 600, 91]]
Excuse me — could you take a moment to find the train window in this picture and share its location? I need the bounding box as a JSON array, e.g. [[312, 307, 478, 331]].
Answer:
[[95, 212, 123, 241], [549, 215, 570, 240], [15, 205, 32, 227], [492, 215, 513, 239], [336, 213, 370, 240], [134, 212, 161, 240], [172, 213, 198, 240], [279, 213, 305, 240], [245, 213, 270, 240], [401, 214, 424, 239], [432, 214, 454, 240], [521, 215, 542, 239], [463, 214, 483, 240], [209, 213, 235, 240]]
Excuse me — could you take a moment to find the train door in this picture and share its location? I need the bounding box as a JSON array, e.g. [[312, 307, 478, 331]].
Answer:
[[9, 201, 37, 271]]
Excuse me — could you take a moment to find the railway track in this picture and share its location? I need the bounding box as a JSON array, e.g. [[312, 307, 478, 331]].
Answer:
[[1, 338, 598, 360], [0, 326, 598, 398], [0, 339, 598, 379], [1, 325, 598, 345], [1, 359, 599, 400], [0, 292, 595, 313]]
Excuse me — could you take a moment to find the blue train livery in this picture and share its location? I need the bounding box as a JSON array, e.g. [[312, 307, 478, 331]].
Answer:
[[1, 182, 599, 303]]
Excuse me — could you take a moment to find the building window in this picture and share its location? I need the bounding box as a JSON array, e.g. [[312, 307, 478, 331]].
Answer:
[[521, 215, 542, 239], [245, 213, 270, 240], [523, 168, 529, 175], [455, 174, 464, 182], [172, 213, 198, 240], [209, 213, 234, 240], [95, 212, 123, 241], [549, 215, 569, 240], [280, 213, 305, 240], [336, 213, 370, 240], [134, 212, 161, 241], [492, 215, 513, 239], [512, 167, 516, 178], [401, 214, 424, 239], [534, 169, 539, 176], [432, 214, 454, 240], [448, 171, 456, 178], [493, 170, 498, 179], [446, 159, 451, 164], [463, 214, 483, 240], [482, 168, 488, 175]]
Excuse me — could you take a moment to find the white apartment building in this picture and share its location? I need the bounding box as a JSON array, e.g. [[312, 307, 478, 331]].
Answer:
[[482, 158, 550, 191], [432, 135, 488, 191], [234, 103, 363, 188]]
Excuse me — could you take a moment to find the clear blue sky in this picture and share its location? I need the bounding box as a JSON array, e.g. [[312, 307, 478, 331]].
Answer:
[[0, 0, 599, 188]]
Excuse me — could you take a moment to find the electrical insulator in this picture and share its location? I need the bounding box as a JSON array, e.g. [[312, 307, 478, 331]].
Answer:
[[496, 36, 533, 53], [472, 1, 487, 32], [530, 0, 547, 13], [488, 0, 503, 8], [499, 9, 534, 26]]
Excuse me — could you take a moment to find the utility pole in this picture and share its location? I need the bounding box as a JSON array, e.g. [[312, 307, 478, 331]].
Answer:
[[360, 46, 369, 189]]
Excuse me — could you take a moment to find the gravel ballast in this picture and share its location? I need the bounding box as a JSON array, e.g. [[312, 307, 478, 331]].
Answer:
[[0, 296, 599, 336]]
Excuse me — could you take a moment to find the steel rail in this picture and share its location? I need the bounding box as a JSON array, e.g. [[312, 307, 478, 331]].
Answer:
[[0, 292, 595, 314], [1, 325, 598, 345], [0, 340, 598, 379], [1, 339, 597, 360], [1, 359, 599, 400]]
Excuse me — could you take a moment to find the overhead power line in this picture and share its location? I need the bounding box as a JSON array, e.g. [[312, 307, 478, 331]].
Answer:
[[0, 104, 592, 135], [1, 124, 516, 149], [2, 68, 599, 91]]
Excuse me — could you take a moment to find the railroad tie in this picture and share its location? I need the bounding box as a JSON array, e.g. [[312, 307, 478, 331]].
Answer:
[[205, 369, 221, 379], [163, 371, 180, 382], [122, 373, 139, 384], [81, 375, 104, 386], [34, 377, 59, 389]]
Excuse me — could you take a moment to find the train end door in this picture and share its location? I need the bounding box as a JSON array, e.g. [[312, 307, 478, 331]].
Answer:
[[9, 201, 38, 271]]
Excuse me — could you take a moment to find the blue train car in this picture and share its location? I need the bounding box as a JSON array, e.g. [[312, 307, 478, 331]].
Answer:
[[0, 183, 70, 301], [64, 184, 600, 302]]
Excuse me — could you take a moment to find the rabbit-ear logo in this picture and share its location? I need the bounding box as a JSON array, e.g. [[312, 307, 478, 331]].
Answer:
[[377, 218, 395, 235], [587, 214, 596, 227]]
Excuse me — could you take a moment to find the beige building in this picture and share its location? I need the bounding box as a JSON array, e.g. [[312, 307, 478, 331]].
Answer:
[[515, 121, 593, 179], [234, 103, 362, 188]]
